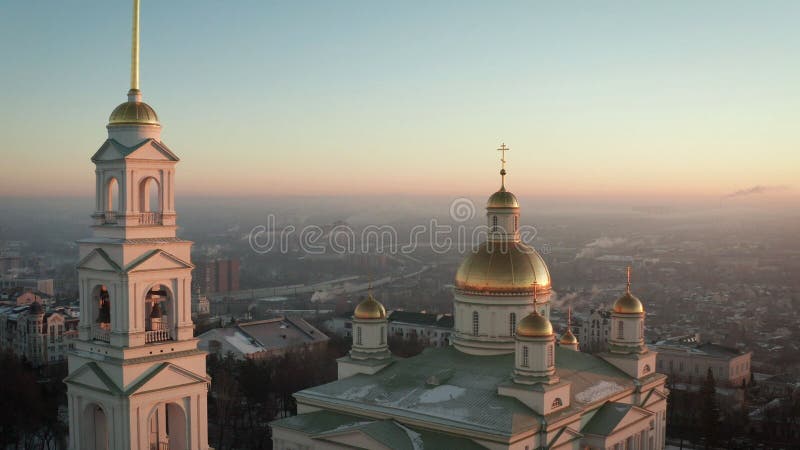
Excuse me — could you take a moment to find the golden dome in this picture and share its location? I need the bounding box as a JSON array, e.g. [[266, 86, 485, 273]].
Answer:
[[517, 311, 553, 337], [487, 188, 520, 209], [108, 101, 160, 126], [560, 329, 578, 345], [455, 241, 550, 294], [613, 292, 644, 314], [354, 293, 386, 320]]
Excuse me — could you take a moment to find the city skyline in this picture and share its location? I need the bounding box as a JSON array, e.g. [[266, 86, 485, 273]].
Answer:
[[1, 1, 798, 203]]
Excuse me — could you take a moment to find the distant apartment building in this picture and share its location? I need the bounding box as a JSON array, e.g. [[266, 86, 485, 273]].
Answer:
[[579, 307, 611, 352], [387, 311, 453, 348], [651, 334, 752, 387], [195, 258, 240, 293], [198, 316, 328, 360], [0, 302, 79, 366]]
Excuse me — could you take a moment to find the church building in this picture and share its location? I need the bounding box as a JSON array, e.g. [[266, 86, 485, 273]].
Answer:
[[64, 1, 210, 449], [271, 146, 668, 450]]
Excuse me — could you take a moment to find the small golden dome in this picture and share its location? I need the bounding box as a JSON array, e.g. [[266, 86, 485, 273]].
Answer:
[[613, 292, 644, 314], [455, 241, 550, 294], [487, 188, 520, 209], [354, 293, 386, 320], [560, 329, 578, 345], [517, 311, 553, 337], [108, 101, 160, 126]]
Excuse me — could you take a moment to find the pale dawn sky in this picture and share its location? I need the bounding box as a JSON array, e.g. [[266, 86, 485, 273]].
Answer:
[[1, 0, 798, 202]]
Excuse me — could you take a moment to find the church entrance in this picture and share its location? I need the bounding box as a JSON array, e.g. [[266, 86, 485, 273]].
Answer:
[[148, 402, 187, 450], [81, 403, 108, 450]]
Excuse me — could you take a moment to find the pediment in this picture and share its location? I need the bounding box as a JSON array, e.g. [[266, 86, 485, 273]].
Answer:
[[77, 248, 122, 273], [125, 249, 193, 273], [125, 140, 179, 161], [642, 387, 668, 408], [91, 139, 179, 163], [64, 362, 121, 395], [126, 363, 209, 396], [582, 402, 653, 437], [548, 426, 583, 448]]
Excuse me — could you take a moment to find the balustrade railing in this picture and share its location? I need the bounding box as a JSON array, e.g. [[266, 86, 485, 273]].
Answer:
[[150, 442, 169, 450], [92, 326, 111, 343], [103, 211, 119, 224], [139, 212, 162, 225], [145, 327, 171, 343]]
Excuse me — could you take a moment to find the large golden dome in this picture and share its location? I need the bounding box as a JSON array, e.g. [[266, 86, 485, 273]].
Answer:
[[517, 311, 553, 337], [108, 100, 160, 126], [487, 188, 520, 209], [354, 293, 386, 320], [613, 292, 644, 314], [455, 241, 550, 294]]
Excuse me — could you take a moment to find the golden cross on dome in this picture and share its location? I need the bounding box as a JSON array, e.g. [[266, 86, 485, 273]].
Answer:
[[497, 143, 510, 188], [626, 266, 632, 293], [567, 305, 572, 328]]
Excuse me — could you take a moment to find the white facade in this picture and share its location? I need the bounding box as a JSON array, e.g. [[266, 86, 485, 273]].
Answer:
[[65, 2, 209, 447]]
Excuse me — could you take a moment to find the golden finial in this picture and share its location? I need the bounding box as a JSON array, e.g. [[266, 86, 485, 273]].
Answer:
[[532, 281, 538, 312], [626, 266, 632, 293], [130, 0, 140, 92], [497, 142, 509, 189]]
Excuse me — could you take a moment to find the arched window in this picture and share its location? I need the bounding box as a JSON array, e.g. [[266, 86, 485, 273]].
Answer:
[[509, 312, 517, 336], [380, 326, 385, 345], [492, 215, 498, 232], [514, 215, 518, 232], [139, 177, 161, 212], [547, 344, 554, 367], [552, 398, 563, 409], [356, 326, 362, 345], [472, 311, 479, 336], [617, 320, 624, 339], [145, 285, 172, 343], [522, 345, 529, 367], [106, 177, 119, 212], [639, 320, 644, 339]]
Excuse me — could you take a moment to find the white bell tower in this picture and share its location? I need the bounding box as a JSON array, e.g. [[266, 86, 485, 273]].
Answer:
[[65, 2, 210, 449]]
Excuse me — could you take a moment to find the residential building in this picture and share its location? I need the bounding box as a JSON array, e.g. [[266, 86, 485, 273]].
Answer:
[[387, 310, 453, 347], [198, 316, 329, 360], [651, 334, 752, 387]]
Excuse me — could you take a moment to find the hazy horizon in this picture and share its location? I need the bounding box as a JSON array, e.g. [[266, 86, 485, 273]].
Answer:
[[2, 0, 799, 200]]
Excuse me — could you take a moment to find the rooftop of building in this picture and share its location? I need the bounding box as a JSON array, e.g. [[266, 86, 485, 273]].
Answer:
[[274, 410, 486, 449], [387, 311, 454, 329], [290, 345, 663, 438], [652, 334, 749, 359], [198, 316, 329, 358]]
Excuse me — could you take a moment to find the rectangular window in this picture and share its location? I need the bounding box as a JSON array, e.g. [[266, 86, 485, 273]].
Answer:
[[522, 346, 529, 367]]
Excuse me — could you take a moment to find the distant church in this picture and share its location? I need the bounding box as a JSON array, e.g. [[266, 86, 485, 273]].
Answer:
[[271, 147, 668, 449], [64, 1, 210, 449]]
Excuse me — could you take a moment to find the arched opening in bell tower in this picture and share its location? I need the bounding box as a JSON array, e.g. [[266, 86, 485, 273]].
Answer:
[[138, 176, 162, 225], [104, 177, 120, 224], [81, 403, 109, 450], [91, 285, 112, 343], [145, 284, 173, 343], [148, 402, 188, 450]]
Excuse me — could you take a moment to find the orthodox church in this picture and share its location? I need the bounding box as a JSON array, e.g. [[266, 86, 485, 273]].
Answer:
[[64, 1, 210, 449], [271, 148, 668, 449]]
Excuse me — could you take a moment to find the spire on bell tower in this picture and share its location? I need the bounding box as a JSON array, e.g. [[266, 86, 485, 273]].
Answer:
[[129, 0, 141, 101]]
